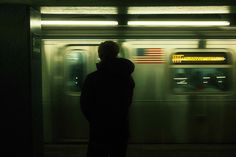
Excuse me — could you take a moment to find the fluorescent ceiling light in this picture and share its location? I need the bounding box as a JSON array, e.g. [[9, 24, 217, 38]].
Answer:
[[128, 6, 230, 14], [41, 7, 117, 14], [128, 21, 230, 27], [41, 20, 118, 26]]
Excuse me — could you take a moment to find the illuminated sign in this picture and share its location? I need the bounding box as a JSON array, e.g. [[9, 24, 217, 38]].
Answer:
[[171, 52, 229, 64], [172, 55, 226, 63]]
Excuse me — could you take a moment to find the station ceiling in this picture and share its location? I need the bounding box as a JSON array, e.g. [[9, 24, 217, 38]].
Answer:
[[2, 0, 236, 38], [0, 0, 236, 6]]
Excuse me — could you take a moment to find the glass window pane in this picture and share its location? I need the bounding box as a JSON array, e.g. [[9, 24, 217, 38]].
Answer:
[[171, 68, 231, 93], [65, 50, 86, 92]]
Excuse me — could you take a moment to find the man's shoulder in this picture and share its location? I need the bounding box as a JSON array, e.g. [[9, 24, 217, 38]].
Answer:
[[86, 71, 99, 80], [87, 71, 98, 76]]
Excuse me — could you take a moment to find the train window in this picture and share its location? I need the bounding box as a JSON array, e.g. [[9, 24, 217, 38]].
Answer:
[[172, 68, 231, 93], [64, 50, 86, 93], [170, 50, 232, 94]]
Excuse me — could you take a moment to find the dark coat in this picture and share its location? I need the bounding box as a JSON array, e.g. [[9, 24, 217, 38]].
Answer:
[[80, 58, 135, 142]]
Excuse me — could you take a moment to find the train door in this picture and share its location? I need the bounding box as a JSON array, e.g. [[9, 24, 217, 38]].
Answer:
[[42, 40, 99, 143], [168, 47, 235, 143]]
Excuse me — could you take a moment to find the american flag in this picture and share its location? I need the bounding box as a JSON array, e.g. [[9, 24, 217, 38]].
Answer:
[[133, 48, 165, 64]]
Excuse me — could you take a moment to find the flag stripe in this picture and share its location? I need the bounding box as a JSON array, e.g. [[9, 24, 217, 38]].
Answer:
[[145, 54, 164, 56], [134, 58, 164, 60], [134, 61, 165, 64]]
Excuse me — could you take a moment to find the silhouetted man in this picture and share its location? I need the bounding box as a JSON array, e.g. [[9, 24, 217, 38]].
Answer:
[[80, 41, 135, 157]]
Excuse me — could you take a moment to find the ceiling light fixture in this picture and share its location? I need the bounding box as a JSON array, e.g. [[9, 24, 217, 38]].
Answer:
[[41, 20, 118, 26], [127, 21, 230, 27]]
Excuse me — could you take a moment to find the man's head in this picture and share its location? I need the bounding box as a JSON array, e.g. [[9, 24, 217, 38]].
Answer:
[[98, 41, 119, 61]]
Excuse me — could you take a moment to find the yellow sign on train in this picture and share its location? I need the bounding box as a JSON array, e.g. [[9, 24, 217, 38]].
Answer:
[[171, 52, 229, 64]]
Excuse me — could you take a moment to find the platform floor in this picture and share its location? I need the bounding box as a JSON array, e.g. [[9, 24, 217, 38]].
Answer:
[[44, 144, 236, 157]]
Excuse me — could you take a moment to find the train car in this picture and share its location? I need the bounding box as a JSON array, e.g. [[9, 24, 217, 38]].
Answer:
[[42, 38, 236, 156]]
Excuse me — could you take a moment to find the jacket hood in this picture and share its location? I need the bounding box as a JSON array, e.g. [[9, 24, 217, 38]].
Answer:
[[96, 58, 134, 76]]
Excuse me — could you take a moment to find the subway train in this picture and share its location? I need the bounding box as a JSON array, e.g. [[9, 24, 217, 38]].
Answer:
[[42, 38, 236, 148]]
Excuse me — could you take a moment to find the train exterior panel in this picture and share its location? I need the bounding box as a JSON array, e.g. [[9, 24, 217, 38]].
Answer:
[[42, 39, 236, 145]]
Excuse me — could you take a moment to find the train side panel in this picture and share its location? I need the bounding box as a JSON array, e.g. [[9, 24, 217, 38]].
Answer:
[[42, 39, 236, 144]]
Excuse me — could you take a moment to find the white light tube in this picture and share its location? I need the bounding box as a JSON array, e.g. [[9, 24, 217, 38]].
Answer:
[[41, 7, 118, 14], [128, 6, 230, 14], [41, 20, 118, 26], [128, 21, 230, 27]]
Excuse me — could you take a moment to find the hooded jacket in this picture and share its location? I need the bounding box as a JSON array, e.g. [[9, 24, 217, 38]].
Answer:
[[80, 58, 135, 139]]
